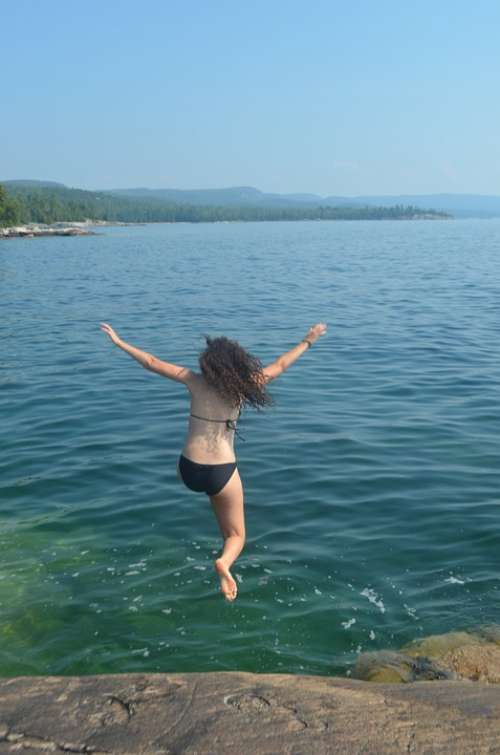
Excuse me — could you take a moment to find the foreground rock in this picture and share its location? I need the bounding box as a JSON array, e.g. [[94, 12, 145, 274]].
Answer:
[[1, 671, 500, 753]]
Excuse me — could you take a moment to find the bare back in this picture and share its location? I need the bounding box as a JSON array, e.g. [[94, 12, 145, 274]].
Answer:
[[181, 373, 241, 464]]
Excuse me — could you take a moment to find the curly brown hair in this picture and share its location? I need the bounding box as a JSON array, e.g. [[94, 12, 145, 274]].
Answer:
[[199, 335, 273, 410]]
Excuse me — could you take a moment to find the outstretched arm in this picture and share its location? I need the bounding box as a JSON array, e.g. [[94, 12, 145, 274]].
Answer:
[[99, 323, 194, 385], [262, 322, 327, 383]]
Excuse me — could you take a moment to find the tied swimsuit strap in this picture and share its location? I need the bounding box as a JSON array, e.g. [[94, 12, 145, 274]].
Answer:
[[190, 412, 245, 441]]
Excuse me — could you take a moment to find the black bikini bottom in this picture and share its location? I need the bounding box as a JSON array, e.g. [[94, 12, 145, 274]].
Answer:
[[178, 454, 237, 496]]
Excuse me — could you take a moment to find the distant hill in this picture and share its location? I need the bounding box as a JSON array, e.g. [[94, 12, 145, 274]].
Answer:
[[346, 194, 500, 218], [4, 181, 500, 216], [107, 187, 500, 217], [4, 179, 66, 189], [1, 181, 449, 225], [107, 186, 318, 207]]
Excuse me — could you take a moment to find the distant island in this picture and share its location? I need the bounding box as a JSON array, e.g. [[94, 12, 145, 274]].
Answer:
[[0, 180, 450, 229]]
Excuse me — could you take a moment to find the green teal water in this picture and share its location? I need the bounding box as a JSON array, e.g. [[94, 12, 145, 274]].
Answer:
[[1, 219, 500, 677]]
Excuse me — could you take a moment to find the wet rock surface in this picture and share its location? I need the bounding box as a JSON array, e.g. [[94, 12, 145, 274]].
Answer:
[[1, 671, 500, 754], [353, 625, 500, 684]]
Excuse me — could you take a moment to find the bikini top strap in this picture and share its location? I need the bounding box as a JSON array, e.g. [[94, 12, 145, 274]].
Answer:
[[225, 417, 245, 441], [190, 413, 245, 441]]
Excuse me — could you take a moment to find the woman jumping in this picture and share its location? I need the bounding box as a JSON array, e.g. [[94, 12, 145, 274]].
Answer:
[[99, 322, 327, 601]]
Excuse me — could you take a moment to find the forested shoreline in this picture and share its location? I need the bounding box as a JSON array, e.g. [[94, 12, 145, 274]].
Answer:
[[0, 182, 450, 227]]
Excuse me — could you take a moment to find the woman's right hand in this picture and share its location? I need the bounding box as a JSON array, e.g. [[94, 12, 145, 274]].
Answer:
[[305, 322, 327, 344]]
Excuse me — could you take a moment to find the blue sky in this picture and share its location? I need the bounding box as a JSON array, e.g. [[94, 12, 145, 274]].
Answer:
[[2, 0, 500, 194]]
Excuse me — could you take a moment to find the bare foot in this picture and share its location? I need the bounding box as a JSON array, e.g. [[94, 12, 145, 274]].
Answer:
[[214, 558, 238, 601]]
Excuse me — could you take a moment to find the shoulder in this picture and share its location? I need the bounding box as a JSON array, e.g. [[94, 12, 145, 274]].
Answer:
[[184, 370, 203, 393]]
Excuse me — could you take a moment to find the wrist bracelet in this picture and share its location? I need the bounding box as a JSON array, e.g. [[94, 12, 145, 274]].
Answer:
[[302, 338, 313, 348]]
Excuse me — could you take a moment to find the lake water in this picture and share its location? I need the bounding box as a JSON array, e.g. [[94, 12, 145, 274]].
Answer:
[[1, 219, 500, 677]]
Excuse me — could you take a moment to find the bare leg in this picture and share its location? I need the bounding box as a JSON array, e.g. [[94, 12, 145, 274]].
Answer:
[[209, 468, 245, 601]]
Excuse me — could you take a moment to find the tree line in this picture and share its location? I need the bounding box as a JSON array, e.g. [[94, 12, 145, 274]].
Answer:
[[0, 182, 450, 227], [0, 185, 24, 226]]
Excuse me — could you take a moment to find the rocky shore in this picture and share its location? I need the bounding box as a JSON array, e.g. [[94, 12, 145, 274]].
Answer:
[[1, 627, 500, 753], [0, 222, 96, 238], [0, 220, 136, 238]]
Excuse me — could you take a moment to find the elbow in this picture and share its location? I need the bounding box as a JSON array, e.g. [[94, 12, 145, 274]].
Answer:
[[276, 358, 286, 375], [268, 360, 285, 380]]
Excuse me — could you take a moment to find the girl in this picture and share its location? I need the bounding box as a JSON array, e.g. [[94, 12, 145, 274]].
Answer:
[[100, 322, 327, 601]]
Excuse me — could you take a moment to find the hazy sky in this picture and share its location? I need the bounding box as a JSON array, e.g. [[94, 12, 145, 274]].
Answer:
[[3, 0, 500, 195]]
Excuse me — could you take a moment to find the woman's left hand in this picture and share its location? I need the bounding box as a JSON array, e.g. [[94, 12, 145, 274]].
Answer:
[[100, 322, 121, 345]]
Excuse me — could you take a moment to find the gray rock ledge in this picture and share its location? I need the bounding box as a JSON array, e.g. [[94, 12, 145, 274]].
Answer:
[[0, 224, 96, 238], [1, 671, 500, 754]]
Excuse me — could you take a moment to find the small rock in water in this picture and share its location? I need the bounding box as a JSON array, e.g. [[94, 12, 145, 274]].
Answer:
[[351, 625, 500, 683]]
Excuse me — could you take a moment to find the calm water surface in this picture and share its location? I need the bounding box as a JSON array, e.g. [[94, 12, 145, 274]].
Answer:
[[1, 219, 500, 677]]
